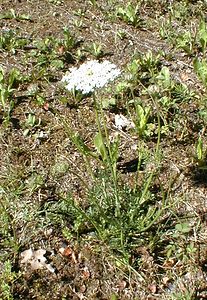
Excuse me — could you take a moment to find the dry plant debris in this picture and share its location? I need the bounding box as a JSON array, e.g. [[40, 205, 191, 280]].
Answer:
[[20, 248, 55, 273]]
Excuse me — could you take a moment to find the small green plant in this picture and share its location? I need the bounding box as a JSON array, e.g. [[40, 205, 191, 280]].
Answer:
[[176, 31, 195, 55], [0, 8, 31, 21], [47, 89, 166, 261], [156, 66, 172, 89], [166, 221, 197, 263], [0, 187, 20, 255], [86, 42, 104, 59], [127, 51, 161, 85], [195, 136, 207, 169], [0, 67, 20, 125], [198, 19, 207, 54], [62, 27, 77, 51], [155, 67, 194, 113], [169, 290, 195, 300], [134, 102, 154, 138], [175, 19, 207, 55], [0, 260, 20, 300], [32, 28, 77, 71], [116, 30, 126, 40], [73, 19, 83, 28], [159, 18, 174, 40], [0, 29, 28, 53], [193, 58, 207, 88], [23, 113, 41, 137], [117, 3, 141, 27], [33, 36, 64, 70]]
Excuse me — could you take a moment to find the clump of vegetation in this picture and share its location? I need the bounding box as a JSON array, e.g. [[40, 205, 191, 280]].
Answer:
[[1, 0, 207, 299]]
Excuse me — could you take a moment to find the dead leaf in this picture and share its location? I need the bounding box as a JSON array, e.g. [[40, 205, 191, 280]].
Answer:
[[163, 258, 175, 268], [180, 72, 190, 82], [21, 248, 33, 263], [117, 280, 127, 291], [43, 102, 49, 111], [20, 248, 55, 273], [79, 284, 86, 293], [72, 251, 78, 264], [82, 266, 90, 279], [148, 283, 157, 293], [58, 46, 65, 55], [59, 246, 73, 257], [162, 276, 170, 285]]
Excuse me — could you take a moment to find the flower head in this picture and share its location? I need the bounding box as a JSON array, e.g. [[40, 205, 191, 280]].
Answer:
[[62, 60, 121, 94]]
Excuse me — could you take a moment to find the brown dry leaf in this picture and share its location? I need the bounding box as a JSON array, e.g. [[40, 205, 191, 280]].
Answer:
[[117, 280, 127, 291], [79, 284, 86, 293], [180, 72, 190, 82], [162, 276, 170, 285], [72, 251, 78, 264], [58, 46, 65, 55], [148, 283, 157, 294], [59, 246, 73, 257], [82, 266, 90, 280], [43, 102, 49, 111], [63, 246, 73, 257], [163, 258, 175, 268]]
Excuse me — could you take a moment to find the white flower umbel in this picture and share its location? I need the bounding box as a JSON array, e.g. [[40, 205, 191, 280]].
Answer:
[[62, 60, 121, 94]]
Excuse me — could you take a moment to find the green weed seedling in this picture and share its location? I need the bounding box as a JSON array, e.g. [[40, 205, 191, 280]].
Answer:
[[85, 42, 104, 59], [25, 172, 45, 196], [134, 102, 153, 138], [139, 51, 160, 75], [159, 18, 175, 40], [0, 67, 20, 125], [176, 19, 207, 55], [116, 30, 127, 41], [198, 19, 207, 54], [62, 27, 77, 51], [193, 58, 207, 88], [117, 2, 141, 27], [0, 260, 21, 300], [33, 28, 77, 70], [195, 136, 207, 169], [0, 8, 31, 21], [74, 8, 86, 17], [0, 29, 28, 53], [126, 58, 140, 82], [0, 187, 20, 256], [168, 1, 190, 22], [23, 113, 41, 137], [169, 290, 195, 300], [166, 221, 197, 264], [33, 37, 64, 70], [127, 51, 161, 85], [73, 19, 83, 29], [155, 67, 194, 114], [75, 49, 85, 62], [156, 66, 172, 89], [176, 31, 195, 55], [101, 97, 116, 109]]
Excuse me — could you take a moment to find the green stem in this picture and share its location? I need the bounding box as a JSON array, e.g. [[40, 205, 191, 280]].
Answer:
[[93, 94, 120, 217]]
